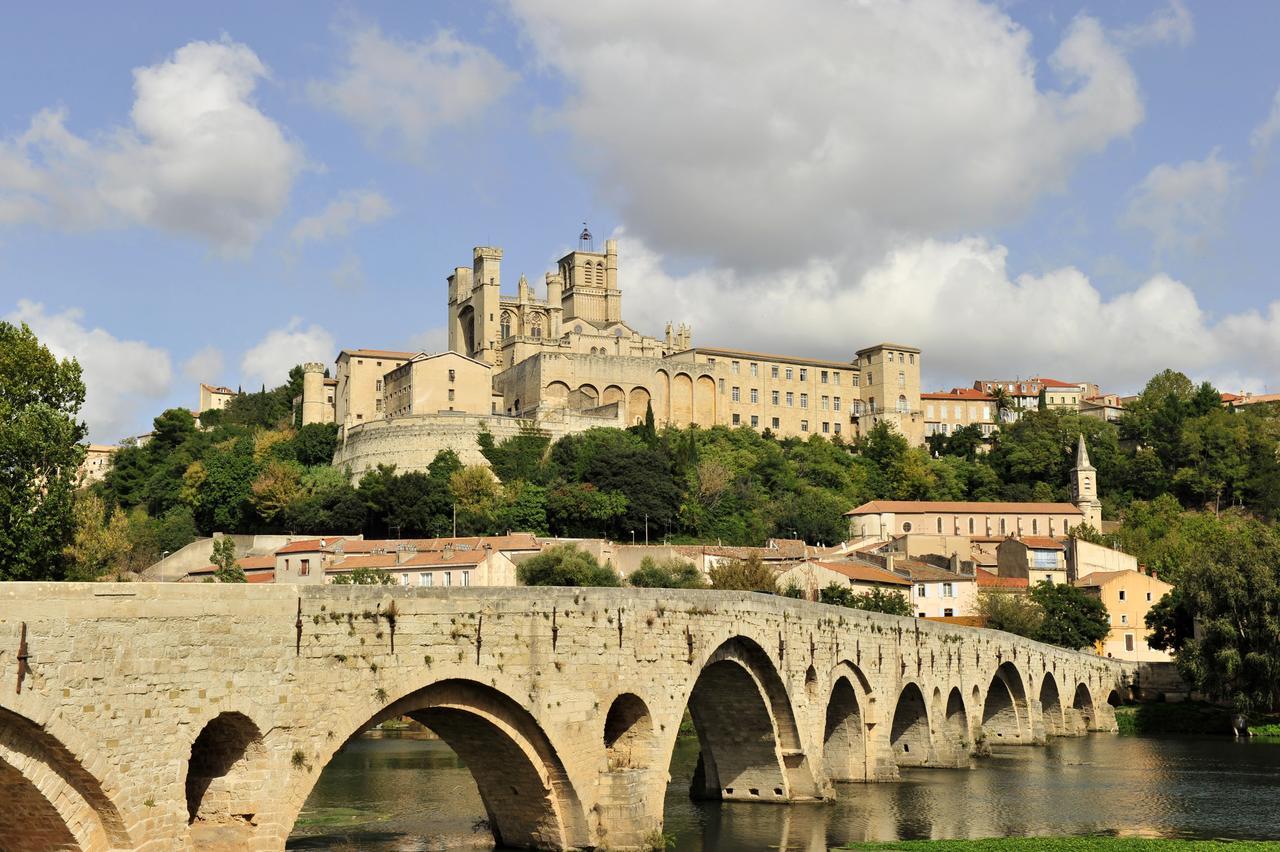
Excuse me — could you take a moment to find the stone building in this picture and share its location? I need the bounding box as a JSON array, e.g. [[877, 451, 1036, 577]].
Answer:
[[77, 443, 118, 485], [996, 536, 1069, 586], [197, 383, 237, 414], [1075, 568, 1173, 661], [845, 500, 1085, 540], [922, 387, 997, 440]]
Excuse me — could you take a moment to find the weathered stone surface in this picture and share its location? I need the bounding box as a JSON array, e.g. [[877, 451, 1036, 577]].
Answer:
[[0, 584, 1132, 851]]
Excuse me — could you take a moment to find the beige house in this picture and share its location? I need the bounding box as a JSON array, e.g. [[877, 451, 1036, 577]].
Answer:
[[1075, 569, 1173, 661], [775, 558, 911, 602], [383, 351, 496, 418], [1070, 538, 1137, 582], [922, 388, 996, 439], [900, 563, 978, 618], [333, 349, 414, 425], [198, 383, 237, 414], [972, 377, 1086, 419], [78, 444, 118, 484], [845, 500, 1085, 540], [996, 536, 1069, 586], [271, 534, 543, 586], [1079, 394, 1125, 422]]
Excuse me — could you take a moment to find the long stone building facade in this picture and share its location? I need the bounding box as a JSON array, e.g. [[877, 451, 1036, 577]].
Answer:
[[283, 233, 926, 476], [0, 583, 1130, 851]]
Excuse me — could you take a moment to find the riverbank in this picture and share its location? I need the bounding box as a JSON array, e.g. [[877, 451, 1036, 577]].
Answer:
[[843, 839, 1280, 850], [1114, 702, 1280, 737]]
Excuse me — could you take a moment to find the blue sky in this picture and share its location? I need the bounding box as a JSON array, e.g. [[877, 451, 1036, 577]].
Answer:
[[2, 1, 1278, 441]]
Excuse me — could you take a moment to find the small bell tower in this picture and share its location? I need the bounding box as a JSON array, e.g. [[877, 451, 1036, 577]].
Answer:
[[1071, 434, 1103, 531]]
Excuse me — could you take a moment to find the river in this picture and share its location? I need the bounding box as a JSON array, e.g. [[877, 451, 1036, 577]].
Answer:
[[287, 731, 1280, 850]]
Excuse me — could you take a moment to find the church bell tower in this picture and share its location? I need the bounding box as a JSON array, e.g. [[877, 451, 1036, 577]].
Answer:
[[1071, 434, 1103, 531]]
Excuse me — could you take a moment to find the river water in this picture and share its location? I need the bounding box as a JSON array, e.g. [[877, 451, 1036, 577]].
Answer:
[[287, 731, 1280, 850]]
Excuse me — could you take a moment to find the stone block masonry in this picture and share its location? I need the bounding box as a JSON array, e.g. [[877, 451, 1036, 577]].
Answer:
[[0, 583, 1132, 851]]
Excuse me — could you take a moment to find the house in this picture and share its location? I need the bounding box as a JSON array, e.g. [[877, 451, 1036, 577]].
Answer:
[[268, 534, 544, 585], [182, 555, 277, 584], [996, 536, 1068, 586], [775, 558, 911, 602], [844, 500, 1084, 540], [898, 562, 978, 619], [922, 388, 997, 440], [1074, 569, 1173, 661], [1079, 394, 1126, 423]]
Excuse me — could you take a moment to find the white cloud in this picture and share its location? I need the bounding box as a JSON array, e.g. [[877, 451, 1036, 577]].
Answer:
[[330, 253, 366, 291], [291, 190, 392, 245], [509, 0, 1142, 269], [615, 234, 1279, 396], [6, 300, 173, 442], [1250, 87, 1280, 167], [1121, 150, 1236, 254], [309, 25, 516, 157], [240, 319, 335, 389], [182, 346, 224, 384], [0, 39, 302, 251], [1116, 0, 1194, 48]]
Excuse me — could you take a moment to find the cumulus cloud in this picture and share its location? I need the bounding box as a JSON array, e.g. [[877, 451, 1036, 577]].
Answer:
[[240, 319, 335, 388], [614, 235, 1278, 396], [0, 39, 302, 251], [309, 25, 516, 157], [1121, 150, 1237, 254], [1115, 0, 1194, 48], [6, 300, 173, 442], [1250, 87, 1280, 168], [182, 345, 225, 384], [290, 189, 392, 245], [508, 0, 1142, 269]]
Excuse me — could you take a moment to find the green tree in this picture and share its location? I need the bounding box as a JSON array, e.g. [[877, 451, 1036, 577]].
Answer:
[[516, 544, 622, 587], [0, 321, 86, 580], [627, 556, 706, 589], [331, 567, 394, 585], [708, 555, 778, 593], [211, 537, 246, 583], [978, 590, 1043, 638], [293, 422, 340, 466], [820, 582, 912, 615], [1030, 582, 1109, 650], [63, 492, 132, 580]]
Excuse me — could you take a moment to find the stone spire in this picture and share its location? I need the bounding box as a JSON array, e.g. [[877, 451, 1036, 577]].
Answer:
[[1075, 433, 1092, 470], [1071, 434, 1102, 531]]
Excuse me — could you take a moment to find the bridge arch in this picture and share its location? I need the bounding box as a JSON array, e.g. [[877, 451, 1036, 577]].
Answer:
[[0, 706, 130, 852], [280, 678, 588, 850], [603, 692, 655, 771], [982, 661, 1029, 743], [1073, 682, 1097, 731], [942, 687, 970, 756], [822, 662, 872, 782], [889, 682, 931, 767], [185, 710, 270, 843], [1039, 672, 1065, 736], [682, 635, 811, 801]]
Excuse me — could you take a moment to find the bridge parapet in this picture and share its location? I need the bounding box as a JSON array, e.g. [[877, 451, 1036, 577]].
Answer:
[[0, 583, 1134, 851]]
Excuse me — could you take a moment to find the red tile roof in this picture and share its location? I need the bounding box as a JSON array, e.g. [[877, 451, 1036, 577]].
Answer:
[[976, 568, 1028, 590], [325, 554, 398, 572], [340, 348, 416, 360], [1028, 377, 1079, 388], [846, 501, 1082, 516], [276, 538, 347, 554], [921, 388, 995, 401], [808, 560, 911, 586], [1015, 536, 1066, 551]]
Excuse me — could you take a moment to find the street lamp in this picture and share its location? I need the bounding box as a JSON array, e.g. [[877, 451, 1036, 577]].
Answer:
[[631, 530, 636, 544]]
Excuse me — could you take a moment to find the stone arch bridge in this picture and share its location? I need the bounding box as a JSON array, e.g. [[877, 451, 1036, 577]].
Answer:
[[0, 584, 1133, 851]]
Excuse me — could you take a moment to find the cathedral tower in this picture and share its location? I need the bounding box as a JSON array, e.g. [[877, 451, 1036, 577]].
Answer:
[[1071, 434, 1103, 531]]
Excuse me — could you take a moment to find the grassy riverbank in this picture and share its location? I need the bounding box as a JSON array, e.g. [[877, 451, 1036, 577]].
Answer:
[[842, 839, 1280, 850], [1114, 702, 1280, 737]]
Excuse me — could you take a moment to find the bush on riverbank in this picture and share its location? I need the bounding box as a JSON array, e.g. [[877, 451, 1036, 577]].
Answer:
[[1114, 702, 1280, 737], [843, 838, 1279, 850]]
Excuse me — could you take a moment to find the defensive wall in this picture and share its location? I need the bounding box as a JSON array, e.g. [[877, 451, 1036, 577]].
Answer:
[[0, 584, 1133, 851]]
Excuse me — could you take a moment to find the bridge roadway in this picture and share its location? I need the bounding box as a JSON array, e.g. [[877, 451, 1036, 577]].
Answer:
[[0, 583, 1133, 851]]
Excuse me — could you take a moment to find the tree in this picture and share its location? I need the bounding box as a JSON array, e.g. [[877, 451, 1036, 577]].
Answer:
[[0, 321, 86, 580], [64, 492, 132, 581], [450, 465, 502, 534], [820, 582, 912, 615], [1030, 582, 1109, 650], [627, 556, 706, 589], [250, 461, 303, 525], [331, 567, 394, 585], [211, 537, 245, 583], [293, 422, 340, 466], [708, 555, 778, 593], [516, 544, 622, 587], [978, 590, 1043, 638]]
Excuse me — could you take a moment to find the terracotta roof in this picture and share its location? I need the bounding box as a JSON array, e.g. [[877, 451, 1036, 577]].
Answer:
[[325, 554, 398, 572], [189, 555, 276, 575], [200, 384, 236, 394], [246, 570, 276, 584], [897, 564, 975, 582], [276, 538, 347, 554], [846, 501, 1082, 516], [1028, 377, 1079, 388], [1015, 536, 1066, 551], [671, 346, 854, 371], [1075, 568, 1150, 588], [400, 549, 489, 568], [808, 559, 911, 586], [333, 534, 541, 554], [921, 388, 995, 401], [339, 349, 416, 360], [976, 568, 1028, 590]]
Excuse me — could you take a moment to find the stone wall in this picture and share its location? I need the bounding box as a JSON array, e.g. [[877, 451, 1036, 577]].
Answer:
[[0, 583, 1133, 851]]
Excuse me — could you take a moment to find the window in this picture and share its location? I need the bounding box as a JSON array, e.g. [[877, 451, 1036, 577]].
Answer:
[[896, 395, 907, 413], [448, 389, 455, 401], [916, 584, 926, 597], [1125, 634, 1135, 652], [419, 573, 433, 587], [444, 571, 452, 587], [785, 367, 794, 380], [799, 368, 808, 381], [299, 559, 310, 577], [732, 413, 741, 425], [936, 517, 943, 533], [731, 386, 740, 402], [898, 352, 904, 363], [786, 392, 794, 406], [750, 388, 759, 404], [821, 370, 828, 384], [1118, 589, 1126, 601], [833, 396, 841, 411], [822, 421, 829, 433], [1032, 518, 1039, 534], [1044, 574, 1053, 583], [375, 379, 383, 392], [448, 369, 456, 382], [732, 361, 740, 374], [401, 573, 410, 586], [968, 517, 975, 534], [943, 582, 953, 597], [800, 393, 808, 408], [821, 395, 829, 410], [500, 312, 512, 339], [1120, 614, 1128, 624], [833, 422, 841, 434], [902, 521, 913, 532], [707, 357, 716, 365], [999, 518, 1007, 534], [771, 390, 780, 405], [771, 417, 780, 429], [943, 608, 954, 617], [868, 371, 873, 385], [898, 371, 905, 388], [851, 374, 859, 387], [375, 399, 382, 412], [800, 420, 809, 432], [771, 365, 780, 378], [718, 378, 725, 393], [919, 611, 926, 618], [461, 571, 470, 587], [531, 316, 543, 338], [750, 363, 758, 377], [833, 371, 840, 385], [750, 415, 759, 427], [1146, 591, 1153, 601], [909, 354, 915, 365]]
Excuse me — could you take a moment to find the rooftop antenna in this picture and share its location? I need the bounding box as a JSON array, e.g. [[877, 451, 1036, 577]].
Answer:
[[579, 222, 593, 252]]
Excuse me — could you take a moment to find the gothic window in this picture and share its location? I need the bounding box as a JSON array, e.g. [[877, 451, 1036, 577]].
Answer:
[[531, 315, 543, 338], [596, 261, 605, 286], [897, 395, 908, 413], [500, 312, 513, 339]]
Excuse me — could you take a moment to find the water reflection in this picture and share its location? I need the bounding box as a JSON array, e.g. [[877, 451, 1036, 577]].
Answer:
[[288, 731, 1280, 851]]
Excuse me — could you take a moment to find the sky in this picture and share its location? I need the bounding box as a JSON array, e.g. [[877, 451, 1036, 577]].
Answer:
[[2, 1, 1279, 442]]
